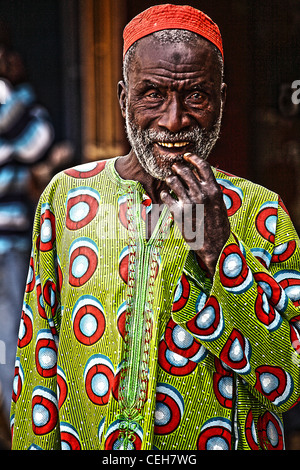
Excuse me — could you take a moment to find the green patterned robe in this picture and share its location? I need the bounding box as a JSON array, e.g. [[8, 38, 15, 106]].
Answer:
[[10, 157, 300, 450]]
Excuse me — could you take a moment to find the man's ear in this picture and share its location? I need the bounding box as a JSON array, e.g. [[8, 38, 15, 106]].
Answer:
[[118, 80, 127, 118], [221, 82, 227, 112]]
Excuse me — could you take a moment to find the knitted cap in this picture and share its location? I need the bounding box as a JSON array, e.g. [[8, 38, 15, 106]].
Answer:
[[123, 4, 224, 59]]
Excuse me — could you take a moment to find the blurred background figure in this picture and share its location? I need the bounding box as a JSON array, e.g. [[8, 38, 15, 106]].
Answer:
[[0, 44, 73, 443], [0, 43, 54, 429]]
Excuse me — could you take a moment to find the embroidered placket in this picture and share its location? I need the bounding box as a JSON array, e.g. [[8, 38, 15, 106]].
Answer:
[[117, 186, 172, 448]]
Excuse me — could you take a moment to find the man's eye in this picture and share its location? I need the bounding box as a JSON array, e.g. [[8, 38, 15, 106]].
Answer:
[[145, 90, 162, 99], [187, 91, 206, 103]]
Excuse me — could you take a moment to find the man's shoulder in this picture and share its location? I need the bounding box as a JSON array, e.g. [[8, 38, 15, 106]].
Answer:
[[214, 167, 279, 203], [62, 159, 109, 180], [36, 159, 118, 213], [43, 159, 113, 193]]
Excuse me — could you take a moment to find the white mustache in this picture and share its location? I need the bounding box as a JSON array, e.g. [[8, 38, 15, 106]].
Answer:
[[141, 129, 206, 145]]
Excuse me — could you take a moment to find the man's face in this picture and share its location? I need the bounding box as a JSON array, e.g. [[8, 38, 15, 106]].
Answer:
[[120, 35, 226, 180]]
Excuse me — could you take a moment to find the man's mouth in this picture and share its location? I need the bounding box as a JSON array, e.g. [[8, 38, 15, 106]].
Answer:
[[157, 141, 190, 149]]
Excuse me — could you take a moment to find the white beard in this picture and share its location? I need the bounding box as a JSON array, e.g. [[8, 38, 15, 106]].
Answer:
[[125, 107, 222, 180]]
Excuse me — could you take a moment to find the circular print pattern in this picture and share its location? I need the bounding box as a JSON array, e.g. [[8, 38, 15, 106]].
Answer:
[[172, 273, 190, 312], [251, 247, 272, 269], [69, 237, 98, 287], [219, 243, 253, 294], [254, 271, 288, 313], [219, 328, 251, 375], [257, 411, 284, 450], [271, 240, 296, 263], [66, 187, 100, 230], [158, 339, 197, 376], [213, 359, 233, 409], [72, 295, 106, 345], [12, 357, 23, 404], [117, 302, 127, 339], [84, 354, 114, 406], [255, 201, 277, 244], [43, 279, 58, 317], [35, 275, 46, 319], [273, 269, 300, 307], [35, 329, 57, 378], [245, 410, 259, 450], [64, 160, 106, 178], [60, 422, 81, 450], [18, 303, 33, 348], [164, 318, 208, 362], [154, 383, 184, 435], [254, 285, 282, 332], [197, 417, 232, 450], [254, 365, 293, 406], [57, 366, 68, 409], [186, 296, 224, 342], [118, 195, 128, 229], [118, 246, 129, 284], [32, 386, 58, 436], [217, 179, 243, 217], [104, 419, 143, 450], [290, 315, 300, 355], [25, 255, 35, 293], [40, 203, 56, 252]]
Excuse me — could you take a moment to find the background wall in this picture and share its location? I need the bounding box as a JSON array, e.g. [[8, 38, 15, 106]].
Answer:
[[0, 0, 82, 161]]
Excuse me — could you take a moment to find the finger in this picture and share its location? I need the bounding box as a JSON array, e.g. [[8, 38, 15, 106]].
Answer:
[[165, 173, 190, 202], [183, 153, 216, 185], [160, 189, 173, 205], [171, 161, 205, 200], [182, 154, 224, 204], [182, 153, 202, 181], [160, 189, 182, 218]]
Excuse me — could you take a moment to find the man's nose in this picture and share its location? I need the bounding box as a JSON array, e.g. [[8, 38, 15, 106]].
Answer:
[[157, 94, 191, 133]]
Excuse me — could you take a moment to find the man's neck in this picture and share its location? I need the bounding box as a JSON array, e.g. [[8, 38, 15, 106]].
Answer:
[[115, 151, 168, 205]]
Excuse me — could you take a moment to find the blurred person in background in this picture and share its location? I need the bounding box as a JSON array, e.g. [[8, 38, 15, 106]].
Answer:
[[0, 44, 55, 429]]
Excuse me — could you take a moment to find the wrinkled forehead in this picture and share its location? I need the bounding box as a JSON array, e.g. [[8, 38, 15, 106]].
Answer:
[[130, 34, 222, 81]]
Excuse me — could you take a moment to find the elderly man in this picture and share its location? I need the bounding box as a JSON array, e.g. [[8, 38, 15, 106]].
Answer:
[[11, 4, 300, 451]]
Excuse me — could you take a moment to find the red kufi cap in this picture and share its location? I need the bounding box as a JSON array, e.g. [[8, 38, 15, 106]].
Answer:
[[123, 4, 224, 60]]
